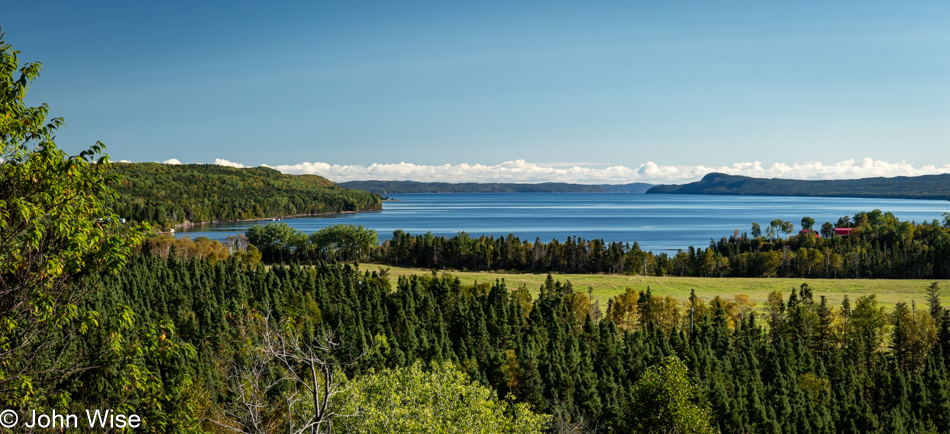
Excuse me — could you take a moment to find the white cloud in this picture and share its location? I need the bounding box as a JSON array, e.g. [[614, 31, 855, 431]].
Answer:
[[162, 158, 182, 165], [202, 158, 950, 184], [214, 158, 245, 168], [259, 158, 950, 184]]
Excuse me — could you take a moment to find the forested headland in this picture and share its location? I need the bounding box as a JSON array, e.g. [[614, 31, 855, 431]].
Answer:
[[105, 163, 382, 228], [648, 172, 950, 200]]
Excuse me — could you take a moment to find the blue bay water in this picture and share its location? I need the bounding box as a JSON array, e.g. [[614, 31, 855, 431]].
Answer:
[[177, 194, 950, 252]]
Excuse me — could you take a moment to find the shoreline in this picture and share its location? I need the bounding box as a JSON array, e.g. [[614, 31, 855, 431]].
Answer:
[[169, 208, 381, 232]]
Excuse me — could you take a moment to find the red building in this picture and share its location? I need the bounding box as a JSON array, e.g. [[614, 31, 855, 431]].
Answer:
[[834, 227, 853, 236]]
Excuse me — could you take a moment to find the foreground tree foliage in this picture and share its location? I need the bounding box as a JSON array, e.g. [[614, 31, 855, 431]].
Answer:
[[628, 357, 715, 434], [337, 362, 549, 433], [0, 31, 156, 409]]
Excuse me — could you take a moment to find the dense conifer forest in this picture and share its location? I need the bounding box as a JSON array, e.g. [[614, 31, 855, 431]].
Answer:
[[30, 252, 950, 432], [105, 163, 382, 227]]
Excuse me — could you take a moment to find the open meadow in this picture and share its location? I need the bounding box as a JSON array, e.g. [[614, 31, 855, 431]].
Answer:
[[362, 263, 945, 311]]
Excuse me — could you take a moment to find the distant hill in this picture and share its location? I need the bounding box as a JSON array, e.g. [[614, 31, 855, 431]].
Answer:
[[601, 182, 655, 193], [646, 172, 950, 200], [338, 180, 655, 194], [338, 181, 604, 193], [106, 163, 382, 226]]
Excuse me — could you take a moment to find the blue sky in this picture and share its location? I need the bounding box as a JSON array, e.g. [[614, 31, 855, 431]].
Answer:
[[5, 1, 950, 183]]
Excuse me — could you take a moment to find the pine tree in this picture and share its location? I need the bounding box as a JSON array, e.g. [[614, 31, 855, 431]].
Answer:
[[927, 281, 942, 321], [924, 356, 950, 432], [815, 295, 835, 356]]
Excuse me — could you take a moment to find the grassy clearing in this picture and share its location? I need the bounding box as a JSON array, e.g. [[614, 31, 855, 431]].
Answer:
[[360, 263, 946, 310]]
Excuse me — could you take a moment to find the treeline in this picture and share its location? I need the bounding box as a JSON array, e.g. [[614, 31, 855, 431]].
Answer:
[[375, 210, 950, 279], [48, 254, 950, 432], [245, 222, 378, 263], [105, 163, 382, 227], [648, 172, 950, 200]]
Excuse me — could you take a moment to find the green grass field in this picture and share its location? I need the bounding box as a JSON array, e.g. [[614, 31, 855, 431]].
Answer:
[[361, 263, 946, 311]]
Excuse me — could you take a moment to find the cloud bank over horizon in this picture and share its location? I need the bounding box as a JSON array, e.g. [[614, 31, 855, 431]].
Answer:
[[178, 158, 950, 185]]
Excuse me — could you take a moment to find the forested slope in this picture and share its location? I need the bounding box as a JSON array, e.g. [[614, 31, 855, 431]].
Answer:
[[105, 163, 382, 226], [647, 172, 950, 200]]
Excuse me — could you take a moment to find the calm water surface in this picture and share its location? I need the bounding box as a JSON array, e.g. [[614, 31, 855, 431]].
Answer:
[[178, 194, 950, 251]]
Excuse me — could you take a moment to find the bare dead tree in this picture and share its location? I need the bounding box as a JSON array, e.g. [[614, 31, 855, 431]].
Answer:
[[217, 311, 369, 434], [547, 396, 602, 434], [261, 314, 371, 434], [211, 326, 288, 434]]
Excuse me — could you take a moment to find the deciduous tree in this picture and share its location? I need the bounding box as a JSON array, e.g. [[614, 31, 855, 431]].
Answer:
[[626, 356, 716, 434], [0, 32, 145, 406], [338, 362, 549, 433]]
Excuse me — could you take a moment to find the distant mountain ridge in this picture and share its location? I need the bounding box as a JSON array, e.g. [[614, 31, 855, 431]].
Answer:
[[601, 183, 655, 193], [646, 172, 950, 200], [339, 180, 654, 194]]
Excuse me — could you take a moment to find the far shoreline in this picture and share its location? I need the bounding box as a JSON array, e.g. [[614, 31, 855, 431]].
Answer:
[[167, 209, 382, 234]]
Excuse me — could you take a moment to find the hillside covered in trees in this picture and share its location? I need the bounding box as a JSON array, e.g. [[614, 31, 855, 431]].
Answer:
[[647, 172, 950, 200], [105, 163, 382, 227]]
